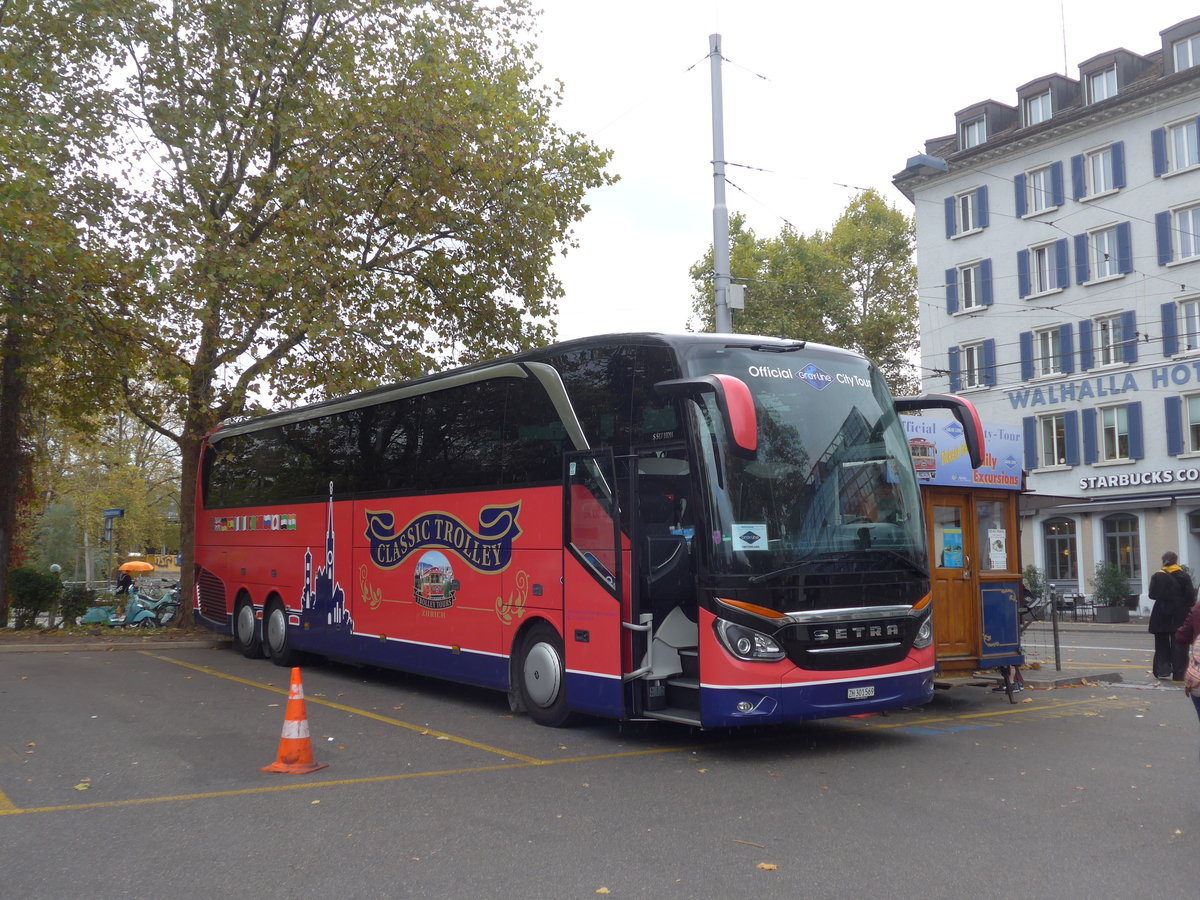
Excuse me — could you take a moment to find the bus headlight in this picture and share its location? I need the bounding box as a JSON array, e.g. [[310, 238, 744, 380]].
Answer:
[[913, 611, 933, 649], [715, 619, 786, 662]]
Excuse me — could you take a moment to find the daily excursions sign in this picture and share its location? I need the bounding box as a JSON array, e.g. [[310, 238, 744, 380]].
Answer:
[[901, 416, 1022, 490]]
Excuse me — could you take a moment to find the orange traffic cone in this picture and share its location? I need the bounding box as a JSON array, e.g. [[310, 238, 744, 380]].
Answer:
[[261, 667, 328, 774]]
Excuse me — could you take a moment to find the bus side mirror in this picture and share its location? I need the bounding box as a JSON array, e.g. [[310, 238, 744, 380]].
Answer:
[[655, 375, 758, 458], [894, 393, 986, 469]]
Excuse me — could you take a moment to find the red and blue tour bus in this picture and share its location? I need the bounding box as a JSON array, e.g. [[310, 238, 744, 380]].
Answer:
[[195, 333, 984, 728]]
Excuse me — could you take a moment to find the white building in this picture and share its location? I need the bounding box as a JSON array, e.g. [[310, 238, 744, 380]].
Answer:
[[894, 16, 1200, 612]]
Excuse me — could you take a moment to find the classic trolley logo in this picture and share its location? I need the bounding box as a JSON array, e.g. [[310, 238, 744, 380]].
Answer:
[[798, 364, 833, 390], [364, 503, 522, 573]]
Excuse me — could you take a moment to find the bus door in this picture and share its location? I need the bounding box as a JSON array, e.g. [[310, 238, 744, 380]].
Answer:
[[926, 488, 980, 670], [562, 450, 628, 718]]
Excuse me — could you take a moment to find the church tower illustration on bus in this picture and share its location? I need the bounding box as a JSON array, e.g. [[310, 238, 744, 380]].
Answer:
[[300, 485, 353, 630]]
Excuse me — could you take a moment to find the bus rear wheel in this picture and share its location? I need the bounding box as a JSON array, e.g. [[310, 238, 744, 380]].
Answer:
[[264, 600, 301, 668], [233, 598, 263, 658], [517, 623, 577, 728]]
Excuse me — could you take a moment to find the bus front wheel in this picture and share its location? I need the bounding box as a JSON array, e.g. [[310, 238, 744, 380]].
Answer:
[[517, 623, 577, 728], [233, 597, 263, 659]]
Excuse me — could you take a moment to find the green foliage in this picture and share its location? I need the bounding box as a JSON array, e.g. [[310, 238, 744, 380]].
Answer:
[[1091, 562, 1131, 607], [7, 566, 62, 629], [690, 190, 919, 395], [58, 583, 94, 626], [1022, 564, 1048, 599]]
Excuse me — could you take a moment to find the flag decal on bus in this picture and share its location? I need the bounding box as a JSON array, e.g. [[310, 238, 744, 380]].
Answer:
[[364, 504, 522, 573]]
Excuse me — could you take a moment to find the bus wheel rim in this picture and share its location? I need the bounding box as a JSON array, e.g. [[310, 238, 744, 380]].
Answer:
[[523, 641, 562, 708]]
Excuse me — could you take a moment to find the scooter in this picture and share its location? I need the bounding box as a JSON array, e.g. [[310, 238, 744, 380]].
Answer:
[[140, 583, 181, 626], [80, 587, 163, 628]]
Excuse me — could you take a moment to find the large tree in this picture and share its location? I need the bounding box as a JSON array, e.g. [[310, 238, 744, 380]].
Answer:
[[0, 0, 131, 624], [98, 0, 613, 627], [690, 190, 920, 394]]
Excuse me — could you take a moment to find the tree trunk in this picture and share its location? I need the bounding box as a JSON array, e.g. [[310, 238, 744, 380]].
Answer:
[[174, 428, 203, 631], [0, 309, 28, 628]]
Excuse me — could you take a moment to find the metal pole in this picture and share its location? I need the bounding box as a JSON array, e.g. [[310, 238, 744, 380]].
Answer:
[[710, 34, 732, 334]]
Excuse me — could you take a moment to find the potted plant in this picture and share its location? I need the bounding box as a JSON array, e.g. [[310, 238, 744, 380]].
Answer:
[[1091, 562, 1131, 623]]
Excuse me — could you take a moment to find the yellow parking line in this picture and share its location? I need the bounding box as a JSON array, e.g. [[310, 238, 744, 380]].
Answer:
[[0, 787, 16, 812], [0, 745, 697, 817], [858, 694, 1127, 730], [141, 652, 544, 764]]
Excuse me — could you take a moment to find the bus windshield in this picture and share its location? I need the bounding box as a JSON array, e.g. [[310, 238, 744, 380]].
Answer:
[[683, 344, 927, 582]]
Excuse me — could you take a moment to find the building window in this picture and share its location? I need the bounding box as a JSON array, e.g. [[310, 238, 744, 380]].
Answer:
[[1102, 514, 1140, 580], [1101, 405, 1130, 460], [1181, 298, 1200, 351], [1176, 35, 1200, 72], [958, 263, 981, 310], [1090, 227, 1119, 280], [960, 342, 984, 389], [1043, 517, 1077, 581], [1188, 394, 1200, 452], [1024, 91, 1052, 126], [1086, 146, 1115, 196], [1175, 205, 1200, 261], [1027, 165, 1054, 214], [1087, 66, 1117, 103], [961, 116, 985, 149], [1039, 413, 1067, 466], [1031, 243, 1056, 294], [956, 191, 977, 233], [1170, 119, 1200, 172], [1095, 313, 1124, 366], [1034, 327, 1062, 377]]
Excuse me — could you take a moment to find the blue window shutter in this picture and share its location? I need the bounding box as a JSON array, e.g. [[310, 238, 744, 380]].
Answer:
[[945, 268, 958, 314], [944, 197, 956, 238], [1156, 211, 1173, 265], [1166, 396, 1184, 456], [1112, 141, 1126, 189], [1079, 320, 1094, 371], [1018, 249, 1031, 298], [948, 346, 961, 392], [1121, 310, 1138, 363], [1064, 411, 1080, 466], [1162, 301, 1179, 356], [1074, 233, 1089, 284], [1152, 128, 1168, 177], [1082, 408, 1098, 464], [1055, 238, 1070, 289], [1020, 331, 1034, 380], [982, 339, 997, 386], [1116, 222, 1132, 274], [1023, 416, 1038, 470], [1051, 161, 1065, 207], [1014, 173, 1027, 217], [1127, 402, 1144, 460], [1071, 154, 1085, 199], [980, 258, 993, 306], [976, 186, 989, 228], [1059, 323, 1074, 374]]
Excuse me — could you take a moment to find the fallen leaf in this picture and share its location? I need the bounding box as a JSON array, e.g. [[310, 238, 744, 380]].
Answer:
[[311, 800, 320, 805], [73, 783, 89, 791], [596, 889, 611, 895], [756, 862, 778, 871]]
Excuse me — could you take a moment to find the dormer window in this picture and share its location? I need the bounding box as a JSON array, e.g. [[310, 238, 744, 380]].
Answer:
[[1024, 90, 1052, 126], [961, 116, 986, 149], [1175, 33, 1200, 71], [1087, 66, 1117, 103]]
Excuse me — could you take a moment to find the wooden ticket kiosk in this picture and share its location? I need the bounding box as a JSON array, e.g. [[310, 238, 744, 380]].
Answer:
[[902, 416, 1025, 676]]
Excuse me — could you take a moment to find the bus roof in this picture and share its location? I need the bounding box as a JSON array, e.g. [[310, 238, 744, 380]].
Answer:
[[209, 331, 868, 441]]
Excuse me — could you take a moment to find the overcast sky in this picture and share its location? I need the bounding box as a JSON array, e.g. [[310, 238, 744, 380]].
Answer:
[[530, 0, 1200, 342]]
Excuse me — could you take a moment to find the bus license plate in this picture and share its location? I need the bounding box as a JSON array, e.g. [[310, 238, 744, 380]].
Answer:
[[847, 685, 875, 700]]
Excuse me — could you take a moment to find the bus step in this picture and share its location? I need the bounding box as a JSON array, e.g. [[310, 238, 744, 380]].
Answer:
[[678, 647, 699, 678], [642, 707, 702, 726], [665, 676, 699, 710]]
